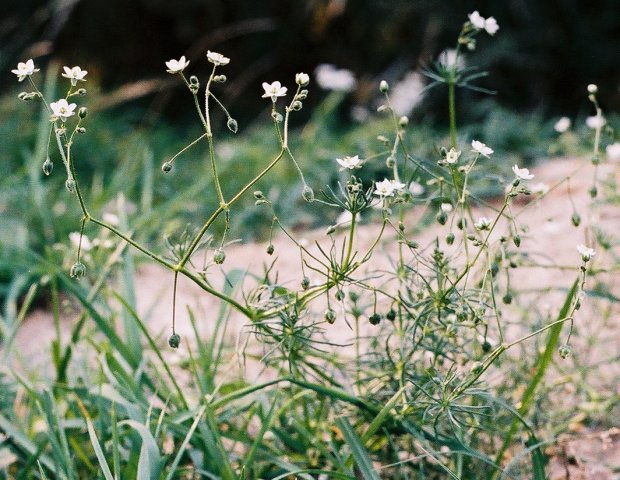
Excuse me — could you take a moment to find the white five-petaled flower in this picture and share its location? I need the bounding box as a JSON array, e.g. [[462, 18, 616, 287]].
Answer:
[[606, 142, 620, 161], [446, 147, 461, 164], [586, 115, 606, 129], [484, 17, 499, 35], [165, 56, 190, 74], [512, 164, 534, 180], [474, 217, 491, 230], [12, 59, 39, 82], [50, 98, 77, 122], [206, 50, 230, 66], [471, 140, 494, 157], [374, 178, 404, 198], [262, 81, 287, 101], [554, 116, 571, 133], [336, 155, 361, 171], [468, 11, 486, 29], [295, 72, 310, 86], [577, 244, 596, 262], [408, 181, 424, 196], [61, 66, 88, 86]]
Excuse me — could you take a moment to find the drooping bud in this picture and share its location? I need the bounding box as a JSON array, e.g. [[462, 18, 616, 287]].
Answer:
[[253, 190, 264, 199], [271, 111, 283, 122], [571, 213, 581, 227], [386, 309, 396, 322], [379, 80, 389, 93], [161, 162, 173, 173], [558, 344, 572, 359], [324, 309, 336, 324], [77, 88, 87, 96], [42, 158, 53, 176], [213, 249, 226, 264], [335, 289, 345, 301], [70, 262, 86, 279], [78, 107, 88, 118], [266, 243, 274, 255], [436, 211, 448, 225], [227, 118, 238, 133], [302, 185, 314, 202], [446, 232, 455, 245], [65, 178, 76, 193], [77, 127, 86, 134], [301, 276, 310, 290], [168, 333, 181, 349], [513, 235, 521, 247], [369, 313, 381, 325]]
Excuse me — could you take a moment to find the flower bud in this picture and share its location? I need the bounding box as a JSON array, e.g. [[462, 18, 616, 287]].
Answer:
[[213, 75, 227, 83], [406, 240, 418, 249], [398, 116, 409, 127], [70, 262, 86, 279], [77, 88, 87, 96], [65, 178, 76, 193], [189, 75, 199, 86], [457, 218, 467, 230], [335, 289, 345, 301], [587, 84, 598, 94], [482, 340, 492, 352], [513, 235, 521, 247], [591, 154, 600, 165], [301, 276, 310, 290], [502, 293, 513, 304], [227, 118, 238, 133], [161, 162, 173, 174], [296, 90, 308, 100], [446, 232, 455, 245], [213, 249, 226, 264], [558, 344, 572, 359], [470, 362, 483, 375], [386, 309, 396, 321], [379, 80, 389, 93], [436, 211, 448, 225], [271, 111, 283, 122], [168, 333, 181, 349], [42, 158, 53, 176], [571, 213, 581, 227], [369, 313, 381, 325], [253, 190, 264, 199], [295, 73, 310, 86], [302, 185, 315, 202], [377, 135, 389, 145], [589, 185, 597, 198], [78, 107, 88, 118], [77, 127, 86, 134], [266, 243, 274, 255], [325, 225, 336, 235], [291, 100, 303, 111], [386, 156, 395, 168], [18, 92, 29, 101], [324, 309, 336, 324]]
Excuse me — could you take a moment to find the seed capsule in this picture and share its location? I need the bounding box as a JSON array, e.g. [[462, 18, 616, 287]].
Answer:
[[301, 276, 310, 290], [168, 334, 181, 349], [227, 118, 238, 133], [42, 158, 53, 176], [266, 244, 274, 255], [369, 313, 381, 325], [214, 249, 226, 264], [161, 162, 173, 174], [70, 262, 86, 279], [324, 309, 336, 324]]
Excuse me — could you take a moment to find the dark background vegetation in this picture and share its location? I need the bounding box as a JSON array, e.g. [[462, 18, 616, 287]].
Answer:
[[1, 0, 619, 124]]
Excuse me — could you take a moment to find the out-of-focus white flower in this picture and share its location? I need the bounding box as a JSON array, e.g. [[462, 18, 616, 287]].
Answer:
[[206, 50, 230, 66], [12, 59, 39, 81], [61, 66, 88, 85], [165, 56, 189, 74], [484, 17, 499, 35], [530, 182, 549, 195], [336, 155, 361, 170], [315, 64, 356, 92], [512, 164, 534, 180], [389, 71, 425, 116], [50, 98, 77, 122], [587, 84, 598, 94], [295, 72, 310, 86], [69, 232, 92, 251], [102, 212, 119, 226], [605, 142, 620, 161], [374, 179, 398, 197], [577, 244, 596, 262], [409, 181, 424, 196], [438, 49, 465, 70], [440, 203, 453, 213], [471, 140, 493, 157], [261, 81, 287, 101], [474, 217, 491, 230], [554, 116, 571, 133], [390, 179, 406, 192], [446, 148, 461, 164], [468, 11, 486, 29], [336, 210, 361, 225], [586, 115, 606, 129]]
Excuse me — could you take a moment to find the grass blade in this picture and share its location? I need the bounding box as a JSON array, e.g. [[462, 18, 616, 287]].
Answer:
[[335, 417, 380, 480]]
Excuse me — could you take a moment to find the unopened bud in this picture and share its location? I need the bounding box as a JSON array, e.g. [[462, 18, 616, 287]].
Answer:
[[589, 185, 597, 198], [379, 80, 389, 93], [369, 313, 381, 325], [168, 334, 181, 349], [436, 211, 448, 225], [502, 293, 513, 304], [266, 243, 274, 255], [386, 309, 396, 321], [587, 84, 598, 94], [335, 289, 345, 301], [571, 213, 581, 227], [324, 309, 336, 324], [161, 162, 173, 174], [398, 116, 409, 127], [70, 262, 86, 279], [227, 117, 238, 133], [386, 156, 395, 168], [558, 344, 572, 359], [65, 178, 76, 193], [302, 185, 314, 202], [78, 107, 88, 118], [77, 88, 87, 96], [76, 127, 86, 134], [513, 235, 521, 247], [325, 225, 336, 235], [271, 111, 283, 122], [291, 100, 303, 111], [301, 276, 310, 290], [42, 158, 53, 176], [213, 249, 226, 264], [253, 190, 264, 199], [446, 232, 455, 245], [213, 75, 227, 83]]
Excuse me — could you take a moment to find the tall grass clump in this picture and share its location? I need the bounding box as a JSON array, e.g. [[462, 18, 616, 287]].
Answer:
[[1, 11, 617, 480]]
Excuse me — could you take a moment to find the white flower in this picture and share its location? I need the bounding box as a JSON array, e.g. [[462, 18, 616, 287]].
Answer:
[[11, 59, 39, 82], [102, 212, 119, 225], [586, 115, 606, 129], [605, 142, 620, 161], [69, 232, 92, 251], [512, 164, 534, 180], [336, 210, 361, 225], [165, 56, 189, 74], [587, 84, 598, 94], [530, 182, 549, 195], [468, 11, 486, 29], [295, 72, 310, 86], [389, 71, 425, 116], [314, 64, 356, 92], [408, 181, 424, 196], [484, 17, 499, 35], [261, 81, 287, 101], [390, 179, 406, 192], [336, 155, 361, 170], [474, 217, 491, 230], [440, 203, 453, 213], [577, 244, 596, 262], [373, 178, 397, 197], [438, 49, 465, 70], [50, 98, 77, 122], [206, 50, 230, 66], [446, 147, 461, 164], [471, 140, 493, 157], [61, 66, 88, 85], [554, 116, 571, 133]]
